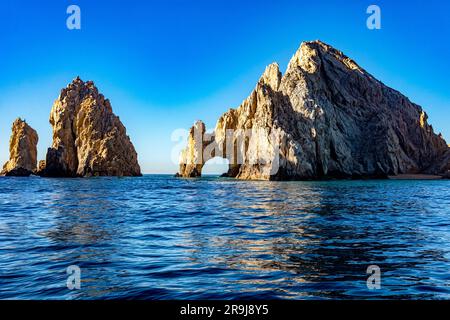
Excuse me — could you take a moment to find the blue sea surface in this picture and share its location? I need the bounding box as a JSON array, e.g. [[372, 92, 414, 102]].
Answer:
[[0, 175, 449, 299]]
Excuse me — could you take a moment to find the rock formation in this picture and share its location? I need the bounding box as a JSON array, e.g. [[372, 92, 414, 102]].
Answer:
[[177, 120, 210, 178], [1, 118, 38, 176], [38, 77, 141, 177], [178, 40, 450, 180]]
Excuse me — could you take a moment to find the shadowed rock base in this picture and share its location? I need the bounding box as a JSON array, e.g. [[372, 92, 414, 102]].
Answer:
[[3, 167, 33, 177]]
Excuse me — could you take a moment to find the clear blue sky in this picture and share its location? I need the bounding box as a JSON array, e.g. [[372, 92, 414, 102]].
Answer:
[[0, 0, 449, 173]]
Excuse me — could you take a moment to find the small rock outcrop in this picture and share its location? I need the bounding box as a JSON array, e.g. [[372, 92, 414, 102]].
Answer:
[[178, 40, 450, 180], [39, 77, 141, 177], [1, 118, 38, 176]]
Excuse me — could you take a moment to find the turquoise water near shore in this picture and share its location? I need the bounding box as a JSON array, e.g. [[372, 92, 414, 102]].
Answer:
[[0, 175, 449, 299]]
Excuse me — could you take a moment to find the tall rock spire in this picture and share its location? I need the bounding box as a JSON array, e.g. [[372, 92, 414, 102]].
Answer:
[[39, 77, 141, 177], [1, 118, 38, 176]]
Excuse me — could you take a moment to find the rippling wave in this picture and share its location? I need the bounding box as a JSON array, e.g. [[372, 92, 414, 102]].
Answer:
[[0, 175, 449, 299]]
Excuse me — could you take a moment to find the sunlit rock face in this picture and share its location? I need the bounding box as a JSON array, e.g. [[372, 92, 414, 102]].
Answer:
[[39, 77, 141, 177], [177, 120, 209, 178], [178, 40, 449, 180], [1, 118, 38, 176]]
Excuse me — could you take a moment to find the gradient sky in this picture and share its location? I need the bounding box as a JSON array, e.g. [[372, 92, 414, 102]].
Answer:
[[0, 0, 449, 173]]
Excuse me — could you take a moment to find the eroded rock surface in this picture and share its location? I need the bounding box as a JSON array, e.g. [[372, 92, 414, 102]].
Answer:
[[40, 77, 141, 177], [1, 118, 38, 176], [178, 40, 449, 180], [426, 149, 450, 178]]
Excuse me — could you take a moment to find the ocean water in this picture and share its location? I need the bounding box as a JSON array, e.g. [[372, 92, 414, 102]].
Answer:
[[0, 175, 449, 300]]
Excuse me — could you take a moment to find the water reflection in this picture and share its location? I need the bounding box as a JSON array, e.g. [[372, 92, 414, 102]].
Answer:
[[40, 178, 127, 299]]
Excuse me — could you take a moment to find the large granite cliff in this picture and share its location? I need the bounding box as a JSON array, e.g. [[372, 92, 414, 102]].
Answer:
[[39, 77, 141, 177], [178, 40, 450, 180], [1, 118, 38, 176]]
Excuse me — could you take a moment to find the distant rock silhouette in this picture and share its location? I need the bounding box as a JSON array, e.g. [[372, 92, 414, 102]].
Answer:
[[38, 77, 141, 177], [178, 40, 450, 180], [1, 118, 38, 176]]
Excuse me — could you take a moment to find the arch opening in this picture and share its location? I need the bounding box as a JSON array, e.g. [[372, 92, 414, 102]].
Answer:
[[201, 156, 230, 176]]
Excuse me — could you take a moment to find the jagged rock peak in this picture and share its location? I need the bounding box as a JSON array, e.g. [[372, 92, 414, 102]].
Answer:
[[39, 77, 141, 177], [287, 40, 368, 76], [259, 63, 281, 91], [58, 77, 112, 112], [1, 118, 38, 176]]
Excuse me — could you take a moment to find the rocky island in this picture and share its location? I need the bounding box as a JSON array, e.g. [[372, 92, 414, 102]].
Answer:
[[1, 118, 38, 176], [1, 78, 141, 177], [178, 40, 450, 180], [38, 77, 141, 177]]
